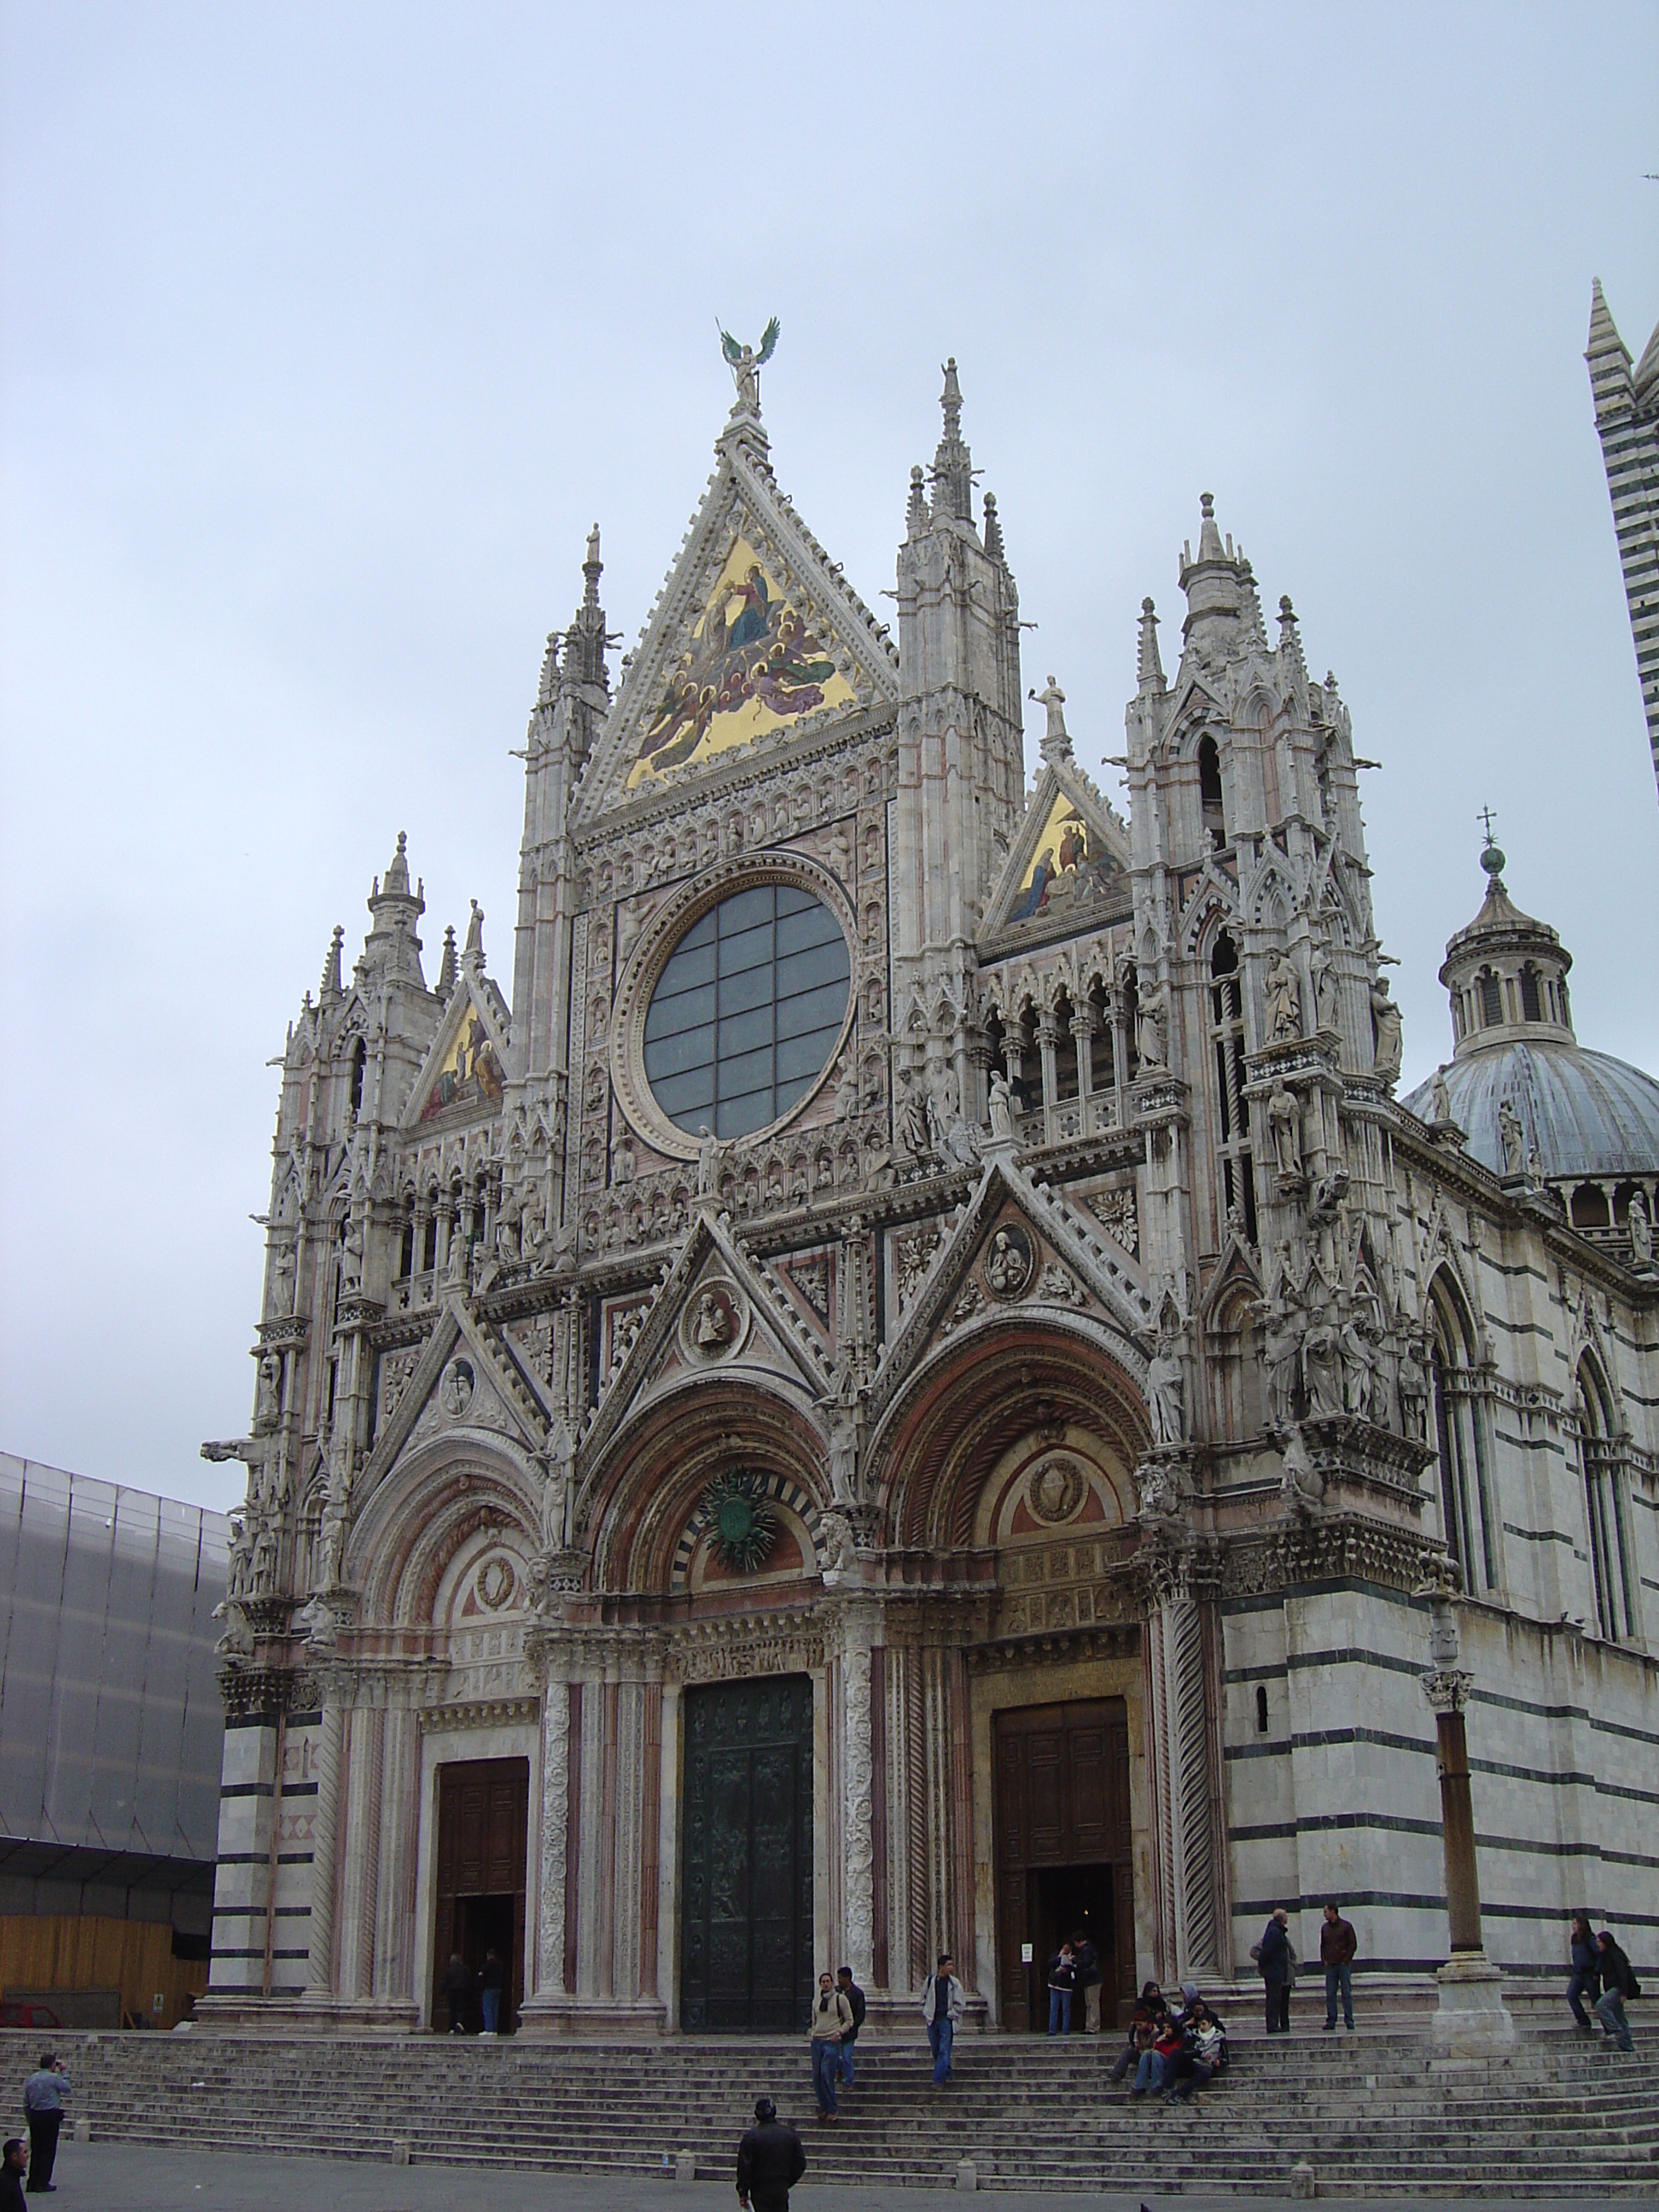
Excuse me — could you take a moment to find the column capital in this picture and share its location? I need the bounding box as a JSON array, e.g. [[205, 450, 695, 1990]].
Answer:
[[1419, 1666, 1471, 1714]]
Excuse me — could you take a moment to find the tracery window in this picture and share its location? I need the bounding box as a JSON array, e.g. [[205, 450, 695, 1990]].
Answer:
[[1429, 1278, 1494, 1592], [1208, 932, 1255, 1243], [1520, 964, 1542, 1022], [643, 882, 850, 1139], [1478, 969, 1503, 1027], [1578, 1361, 1635, 1641], [1199, 735, 1226, 850]]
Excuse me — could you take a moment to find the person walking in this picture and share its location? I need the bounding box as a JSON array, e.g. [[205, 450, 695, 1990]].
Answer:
[[1045, 1941, 1076, 2035], [1320, 1902, 1357, 2031], [1071, 1928, 1103, 2034], [479, 1947, 505, 2036], [736, 2094, 806, 2212], [21, 2054, 68, 2194], [808, 1972, 853, 2120], [835, 1965, 865, 2090], [921, 1952, 965, 2087], [1566, 1914, 1601, 2033], [1256, 1907, 1292, 2034], [440, 1951, 471, 2034], [1594, 1930, 1639, 2052], [2, 2139, 28, 2212]]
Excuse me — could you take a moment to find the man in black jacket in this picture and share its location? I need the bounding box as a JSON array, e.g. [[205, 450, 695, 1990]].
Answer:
[[1595, 1930, 1638, 2052], [1258, 1908, 1292, 2034], [736, 2096, 806, 2212], [835, 1965, 867, 2088], [2, 2138, 28, 2212]]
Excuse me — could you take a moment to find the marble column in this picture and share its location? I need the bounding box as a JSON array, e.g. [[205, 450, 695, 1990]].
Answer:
[[1145, 1589, 1223, 1981], [304, 1705, 345, 1999]]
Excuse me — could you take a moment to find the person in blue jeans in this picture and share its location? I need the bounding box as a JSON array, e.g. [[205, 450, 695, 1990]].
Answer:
[[1594, 1930, 1638, 2052], [1046, 1942, 1076, 2034], [479, 1947, 505, 2035], [922, 1953, 964, 2085], [809, 1973, 853, 2120], [1565, 1914, 1600, 2032], [1320, 1903, 1356, 2031], [835, 1966, 866, 2089]]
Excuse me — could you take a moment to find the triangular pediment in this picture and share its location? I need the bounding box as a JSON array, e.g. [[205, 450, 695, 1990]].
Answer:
[[866, 1155, 1155, 1435], [576, 422, 899, 822], [980, 760, 1132, 946], [363, 1300, 549, 1495], [577, 1205, 835, 1477], [401, 974, 509, 1132]]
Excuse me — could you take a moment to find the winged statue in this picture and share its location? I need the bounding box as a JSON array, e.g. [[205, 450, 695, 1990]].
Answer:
[[719, 317, 780, 412]]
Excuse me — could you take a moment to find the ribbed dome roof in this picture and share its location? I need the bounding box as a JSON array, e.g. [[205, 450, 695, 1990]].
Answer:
[[1405, 1042, 1659, 1182]]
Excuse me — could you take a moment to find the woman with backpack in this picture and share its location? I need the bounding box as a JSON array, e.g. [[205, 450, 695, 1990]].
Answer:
[[1594, 1930, 1639, 2052]]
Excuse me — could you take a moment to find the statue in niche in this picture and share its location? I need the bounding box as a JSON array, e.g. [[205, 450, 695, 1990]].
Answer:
[[1629, 1188, 1655, 1268], [1148, 1321, 1186, 1447], [225, 1516, 253, 1599], [1261, 1297, 1302, 1432], [539, 1440, 572, 1551], [1339, 1310, 1375, 1421], [694, 1290, 733, 1349], [1397, 1342, 1429, 1441], [1370, 976, 1404, 1086], [1302, 1323, 1344, 1419], [985, 1227, 1033, 1297], [268, 1243, 295, 1318], [1265, 951, 1302, 1044], [339, 1217, 364, 1293], [895, 1068, 934, 1161], [1312, 941, 1339, 1033], [495, 1208, 521, 1264], [1135, 976, 1168, 1069], [254, 1352, 282, 1429], [1267, 1080, 1303, 1180], [987, 1068, 1016, 1143], [1498, 1098, 1525, 1178], [250, 1520, 278, 1593]]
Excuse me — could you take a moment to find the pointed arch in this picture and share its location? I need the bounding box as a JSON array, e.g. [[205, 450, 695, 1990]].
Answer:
[[1424, 1266, 1495, 1593], [1575, 1353, 1636, 1642]]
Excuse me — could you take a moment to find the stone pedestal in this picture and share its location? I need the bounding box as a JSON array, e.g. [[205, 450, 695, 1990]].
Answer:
[[1429, 1951, 1519, 2058]]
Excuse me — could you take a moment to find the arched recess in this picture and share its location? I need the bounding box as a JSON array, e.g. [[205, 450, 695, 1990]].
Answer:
[[348, 1430, 540, 1632], [578, 1372, 829, 1598], [1207, 1284, 1266, 1437], [1425, 1270, 1495, 1594], [870, 1315, 1150, 1551], [1577, 1356, 1635, 1642]]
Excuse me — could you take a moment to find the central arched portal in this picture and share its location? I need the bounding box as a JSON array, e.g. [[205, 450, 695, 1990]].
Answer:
[[678, 1674, 814, 2030]]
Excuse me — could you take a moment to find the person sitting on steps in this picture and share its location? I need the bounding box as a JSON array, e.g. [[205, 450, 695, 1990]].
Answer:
[[1111, 1983, 1167, 2084]]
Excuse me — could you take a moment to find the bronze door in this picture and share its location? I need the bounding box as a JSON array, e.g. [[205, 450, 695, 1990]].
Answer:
[[993, 1699, 1134, 2030], [432, 1756, 528, 2033], [679, 1675, 813, 2031]]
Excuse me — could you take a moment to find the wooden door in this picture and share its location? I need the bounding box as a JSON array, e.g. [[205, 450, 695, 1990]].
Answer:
[[679, 1675, 813, 2031], [993, 1699, 1133, 2030], [432, 1756, 528, 2031]]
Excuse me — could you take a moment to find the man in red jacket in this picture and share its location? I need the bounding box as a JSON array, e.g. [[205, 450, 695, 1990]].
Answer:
[[1321, 1902, 1357, 2031]]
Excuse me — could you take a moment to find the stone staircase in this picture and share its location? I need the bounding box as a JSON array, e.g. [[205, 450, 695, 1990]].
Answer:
[[5, 2025, 1655, 2195]]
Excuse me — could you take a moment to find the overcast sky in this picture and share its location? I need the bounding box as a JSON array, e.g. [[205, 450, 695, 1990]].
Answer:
[[3, 3, 1656, 1511]]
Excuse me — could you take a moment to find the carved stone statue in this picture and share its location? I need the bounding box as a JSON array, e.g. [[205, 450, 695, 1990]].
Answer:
[[212, 1597, 253, 1657], [539, 1438, 572, 1550], [1430, 1066, 1452, 1125], [495, 1209, 521, 1264], [1397, 1342, 1429, 1441], [268, 1243, 295, 1318], [1261, 1305, 1301, 1432], [819, 1509, 858, 1576], [985, 1230, 1032, 1296], [1267, 1081, 1302, 1180], [1136, 1457, 1180, 1519], [339, 1217, 364, 1293], [694, 1291, 732, 1348], [1498, 1098, 1525, 1178], [1312, 942, 1339, 1033], [987, 1068, 1016, 1143], [1265, 951, 1301, 1043], [254, 1352, 282, 1429], [1369, 975, 1403, 1086], [1135, 977, 1168, 1070], [1147, 1324, 1186, 1447], [1630, 1188, 1655, 1268], [696, 1126, 720, 1196], [719, 317, 778, 412], [439, 1358, 474, 1417], [1280, 1426, 1325, 1516], [896, 1069, 934, 1161], [1302, 1323, 1344, 1419], [1339, 1314, 1374, 1421], [1029, 675, 1070, 760]]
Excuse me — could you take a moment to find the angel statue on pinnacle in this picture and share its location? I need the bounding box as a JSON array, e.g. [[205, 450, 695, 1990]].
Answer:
[[719, 317, 780, 412]]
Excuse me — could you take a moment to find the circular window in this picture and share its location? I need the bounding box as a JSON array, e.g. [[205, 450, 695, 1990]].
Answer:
[[642, 882, 850, 1140]]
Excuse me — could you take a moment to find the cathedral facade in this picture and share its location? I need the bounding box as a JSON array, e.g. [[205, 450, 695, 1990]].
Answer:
[[204, 350, 1659, 2034]]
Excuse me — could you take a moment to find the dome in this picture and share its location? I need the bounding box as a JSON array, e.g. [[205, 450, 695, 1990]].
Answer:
[[1404, 1042, 1659, 1181]]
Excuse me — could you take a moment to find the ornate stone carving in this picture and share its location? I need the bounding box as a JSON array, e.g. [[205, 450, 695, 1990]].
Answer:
[[681, 1279, 748, 1363], [1086, 1187, 1138, 1258], [1026, 1456, 1086, 1526], [1037, 1260, 1086, 1307], [982, 1225, 1033, 1299], [439, 1358, 475, 1417]]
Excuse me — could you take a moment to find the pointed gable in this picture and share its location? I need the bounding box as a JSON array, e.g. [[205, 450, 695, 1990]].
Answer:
[[401, 973, 509, 1130], [980, 760, 1132, 947], [576, 418, 899, 821]]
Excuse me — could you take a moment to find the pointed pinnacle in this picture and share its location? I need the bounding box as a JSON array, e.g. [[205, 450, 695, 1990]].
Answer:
[[1137, 597, 1165, 691]]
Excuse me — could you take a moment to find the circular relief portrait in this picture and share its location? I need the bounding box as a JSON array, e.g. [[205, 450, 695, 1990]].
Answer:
[[438, 1357, 475, 1417], [474, 1556, 517, 1610], [680, 1280, 748, 1363], [981, 1224, 1033, 1301]]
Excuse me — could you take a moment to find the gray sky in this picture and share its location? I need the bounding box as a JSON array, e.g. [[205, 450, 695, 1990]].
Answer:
[[3, 3, 1656, 1512]]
